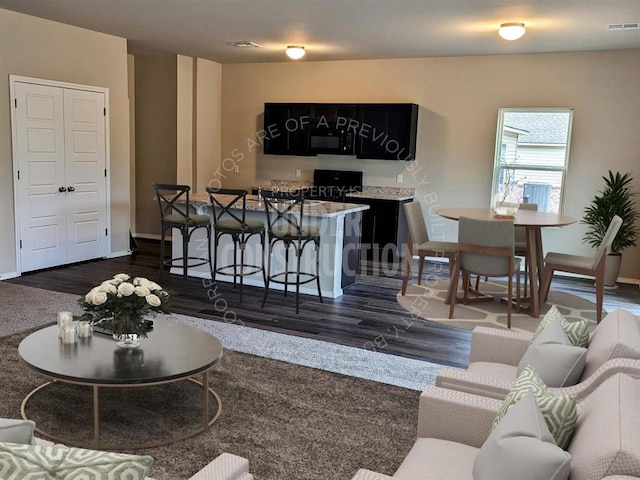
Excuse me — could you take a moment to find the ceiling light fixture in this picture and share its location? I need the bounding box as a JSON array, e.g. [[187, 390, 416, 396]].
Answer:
[[498, 22, 526, 41], [285, 45, 305, 60]]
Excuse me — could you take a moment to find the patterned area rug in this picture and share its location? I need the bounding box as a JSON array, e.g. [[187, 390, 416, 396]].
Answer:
[[397, 279, 598, 333]]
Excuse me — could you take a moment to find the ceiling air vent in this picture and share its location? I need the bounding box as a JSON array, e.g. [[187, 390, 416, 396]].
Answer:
[[228, 41, 263, 48], [608, 23, 639, 30]]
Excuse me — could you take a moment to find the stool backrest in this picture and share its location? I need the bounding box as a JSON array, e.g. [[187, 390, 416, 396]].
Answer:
[[206, 188, 248, 227], [262, 190, 306, 237], [152, 183, 193, 223]]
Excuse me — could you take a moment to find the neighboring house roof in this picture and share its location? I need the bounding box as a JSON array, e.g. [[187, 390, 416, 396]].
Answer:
[[504, 112, 570, 144]]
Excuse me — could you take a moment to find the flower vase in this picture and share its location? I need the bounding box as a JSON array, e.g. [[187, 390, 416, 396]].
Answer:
[[492, 189, 520, 218], [113, 332, 141, 348]]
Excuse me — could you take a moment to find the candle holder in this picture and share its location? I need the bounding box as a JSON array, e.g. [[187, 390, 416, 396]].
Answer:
[[78, 321, 93, 338], [57, 311, 73, 338], [61, 325, 77, 344]]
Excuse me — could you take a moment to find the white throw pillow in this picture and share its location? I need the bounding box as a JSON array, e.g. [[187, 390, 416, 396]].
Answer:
[[474, 391, 571, 480], [518, 317, 587, 387]]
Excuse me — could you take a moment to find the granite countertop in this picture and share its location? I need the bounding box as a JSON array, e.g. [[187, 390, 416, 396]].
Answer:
[[185, 193, 369, 218]]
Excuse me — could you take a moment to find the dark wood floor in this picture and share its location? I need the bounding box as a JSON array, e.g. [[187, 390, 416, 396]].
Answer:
[[9, 239, 640, 369]]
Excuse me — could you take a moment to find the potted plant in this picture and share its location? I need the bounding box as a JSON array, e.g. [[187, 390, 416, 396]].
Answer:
[[581, 171, 639, 287]]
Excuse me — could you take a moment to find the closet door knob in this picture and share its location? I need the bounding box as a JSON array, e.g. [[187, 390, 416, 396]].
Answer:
[[58, 186, 67, 192], [67, 186, 76, 192]]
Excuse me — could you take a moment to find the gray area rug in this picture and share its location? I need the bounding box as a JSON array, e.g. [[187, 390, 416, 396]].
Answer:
[[2, 326, 416, 480], [0, 282, 447, 390]]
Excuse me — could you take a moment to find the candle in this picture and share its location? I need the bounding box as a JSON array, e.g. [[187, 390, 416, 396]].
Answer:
[[62, 326, 77, 344], [57, 311, 73, 338], [78, 321, 92, 338]]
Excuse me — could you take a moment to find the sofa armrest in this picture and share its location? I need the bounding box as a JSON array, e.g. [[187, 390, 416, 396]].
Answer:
[[188, 453, 253, 480], [417, 386, 502, 449], [435, 368, 514, 400], [469, 326, 532, 365], [550, 358, 640, 402], [350, 469, 395, 480]]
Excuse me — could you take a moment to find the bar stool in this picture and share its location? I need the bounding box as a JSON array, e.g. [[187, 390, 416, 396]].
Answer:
[[261, 190, 323, 314], [152, 183, 213, 294], [206, 187, 266, 303]]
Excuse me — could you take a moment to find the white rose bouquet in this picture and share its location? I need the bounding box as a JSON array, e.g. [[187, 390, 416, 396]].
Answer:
[[78, 273, 170, 337]]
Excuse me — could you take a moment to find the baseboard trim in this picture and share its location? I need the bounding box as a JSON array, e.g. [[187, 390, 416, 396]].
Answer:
[[133, 233, 168, 241], [0, 271, 20, 280], [107, 250, 132, 259]]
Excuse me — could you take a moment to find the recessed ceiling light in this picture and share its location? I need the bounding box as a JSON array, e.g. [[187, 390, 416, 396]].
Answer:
[[285, 45, 305, 60], [228, 41, 262, 48], [498, 22, 526, 41]]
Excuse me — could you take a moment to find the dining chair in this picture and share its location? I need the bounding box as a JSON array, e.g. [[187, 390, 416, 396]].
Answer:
[[152, 183, 213, 294], [206, 187, 266, 304], [401, 201, 457, 295], [449, 216, 521, 328], [261, 190, 322, 314], [539, 215, 623, 324]]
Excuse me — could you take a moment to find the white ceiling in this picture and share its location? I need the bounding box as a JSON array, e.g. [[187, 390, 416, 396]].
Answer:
[[1, 0, 639, 63]]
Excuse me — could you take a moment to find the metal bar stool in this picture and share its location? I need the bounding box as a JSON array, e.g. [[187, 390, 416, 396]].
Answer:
[[261, 190, 323, 314], [206, 187, 266, 303], [152, 183, 213, 294]]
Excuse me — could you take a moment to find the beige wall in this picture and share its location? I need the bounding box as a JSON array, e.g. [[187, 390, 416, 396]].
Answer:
[[176, 55, 194, 186], [222, 51, 640, 279], [195, 59, 222, 193], [0, 9, 130, 277], [134, 55, 178, 237]]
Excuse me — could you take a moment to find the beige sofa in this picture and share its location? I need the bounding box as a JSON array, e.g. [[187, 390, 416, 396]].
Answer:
[[351, 373, 640, 480]]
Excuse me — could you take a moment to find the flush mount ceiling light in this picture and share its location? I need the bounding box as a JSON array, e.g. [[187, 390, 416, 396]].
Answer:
[[285, 45, 305, 60], [498, 22, 526, 41]]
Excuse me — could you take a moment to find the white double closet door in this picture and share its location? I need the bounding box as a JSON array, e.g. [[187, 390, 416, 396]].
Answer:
[[12, 79, 108, 272]]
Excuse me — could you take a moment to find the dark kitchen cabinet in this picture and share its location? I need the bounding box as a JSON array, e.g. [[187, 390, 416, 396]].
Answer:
[[263, 103, 312, 156], [309, 104, 357, 123], [346, 197, 410, 263], [356, 104, 418, 160]]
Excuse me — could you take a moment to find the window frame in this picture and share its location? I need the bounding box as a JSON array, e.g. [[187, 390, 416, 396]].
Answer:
[[490, 107, 574, 214]]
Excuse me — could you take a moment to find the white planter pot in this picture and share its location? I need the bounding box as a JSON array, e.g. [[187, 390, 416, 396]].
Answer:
[[604, 252, 622, 289]]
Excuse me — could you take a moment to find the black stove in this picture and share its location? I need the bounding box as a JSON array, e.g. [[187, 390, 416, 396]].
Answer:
[[310, 169, 363, 202]]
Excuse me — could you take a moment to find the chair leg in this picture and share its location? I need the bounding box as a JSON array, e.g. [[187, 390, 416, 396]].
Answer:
[[448, 259, 461, 319], [158, 227, 166, 282], [507, 270, 513, 329], [315, 239, 323, 304], [284, 242, 290, 297], [261, 240, 273, 309], [595, 268, 605, 324], [182, 227, 189, 294], [401, 253, 412, 296], [539, 266, 554, 304], [417, 257, 425, 286], [239, 239, 246, 304], [212, 233, 220, 283], [295, 243, 302, 314]]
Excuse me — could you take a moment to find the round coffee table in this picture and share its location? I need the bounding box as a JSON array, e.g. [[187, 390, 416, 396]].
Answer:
[[18, 319, 223, 450]]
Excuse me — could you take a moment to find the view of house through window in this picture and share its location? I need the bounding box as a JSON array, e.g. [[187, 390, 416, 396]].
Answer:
[[491, 108, 573, 214]]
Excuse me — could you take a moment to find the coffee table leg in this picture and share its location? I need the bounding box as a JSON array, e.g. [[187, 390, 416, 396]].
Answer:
[[93, 385, 100, 449], [203, 370, 209, 428]]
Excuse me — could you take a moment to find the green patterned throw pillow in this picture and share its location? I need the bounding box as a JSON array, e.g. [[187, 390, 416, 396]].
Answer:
[[0, 442, 153, 479], [492, 365, 577, 450], [531, 305, 590, 348]]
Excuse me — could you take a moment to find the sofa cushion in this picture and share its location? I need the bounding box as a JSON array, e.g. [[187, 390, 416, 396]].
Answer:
[[518, 317, 587, 387], [393, 437, 476, 480], [0, 442, 153, 479], [582, 309, 640, 379], [568, 374, 640, 479], [531, 305, 590, 348], [467, 362, 518, 381], [493, 365, 577, 450], [0, 419, 35, 445], [474, 392, 571, 480]]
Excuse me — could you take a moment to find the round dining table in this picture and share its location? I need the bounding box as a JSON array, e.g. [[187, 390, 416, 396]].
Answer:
[[436, 207, 576, 318]]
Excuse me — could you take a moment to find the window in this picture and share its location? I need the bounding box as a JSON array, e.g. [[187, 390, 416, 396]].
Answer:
[[491, 108, 573, 214]]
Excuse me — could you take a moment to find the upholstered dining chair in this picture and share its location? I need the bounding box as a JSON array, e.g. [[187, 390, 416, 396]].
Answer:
[[401, 201, 457, 296], [152, 183, 213, 294], [539, 215, 623, 324], [206, 187, 266, 304], [449, 216, 521, 329]]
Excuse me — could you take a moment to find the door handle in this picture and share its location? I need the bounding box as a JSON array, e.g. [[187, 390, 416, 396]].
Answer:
[[58, 186, 67, 192], [67, 186, 76, 192]]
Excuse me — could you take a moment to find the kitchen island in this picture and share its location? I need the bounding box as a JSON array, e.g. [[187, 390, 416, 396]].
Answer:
[[173, 193, 369, 298]]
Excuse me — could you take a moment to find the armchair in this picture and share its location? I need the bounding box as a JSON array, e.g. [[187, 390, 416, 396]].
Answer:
[[435, 308, 640, 401]]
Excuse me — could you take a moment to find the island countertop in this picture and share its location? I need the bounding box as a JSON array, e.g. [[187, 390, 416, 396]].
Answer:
[[186, 193, 369, 218]]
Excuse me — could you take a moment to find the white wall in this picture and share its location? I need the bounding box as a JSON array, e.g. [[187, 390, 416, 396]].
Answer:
[[0, 9, 130, 277], [221, 51, 640, 279]]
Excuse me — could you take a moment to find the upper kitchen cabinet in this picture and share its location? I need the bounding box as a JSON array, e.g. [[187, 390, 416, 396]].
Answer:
[[356, 104, 418, 160], [309, 104, 357, 122], [263, 103, 312, 156]]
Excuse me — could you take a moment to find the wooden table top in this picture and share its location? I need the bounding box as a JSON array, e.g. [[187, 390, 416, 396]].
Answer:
[[436, 207, 576, 228]]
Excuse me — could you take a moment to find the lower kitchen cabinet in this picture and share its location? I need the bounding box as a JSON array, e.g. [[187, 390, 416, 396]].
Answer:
[[346, 197, 410, 263]]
